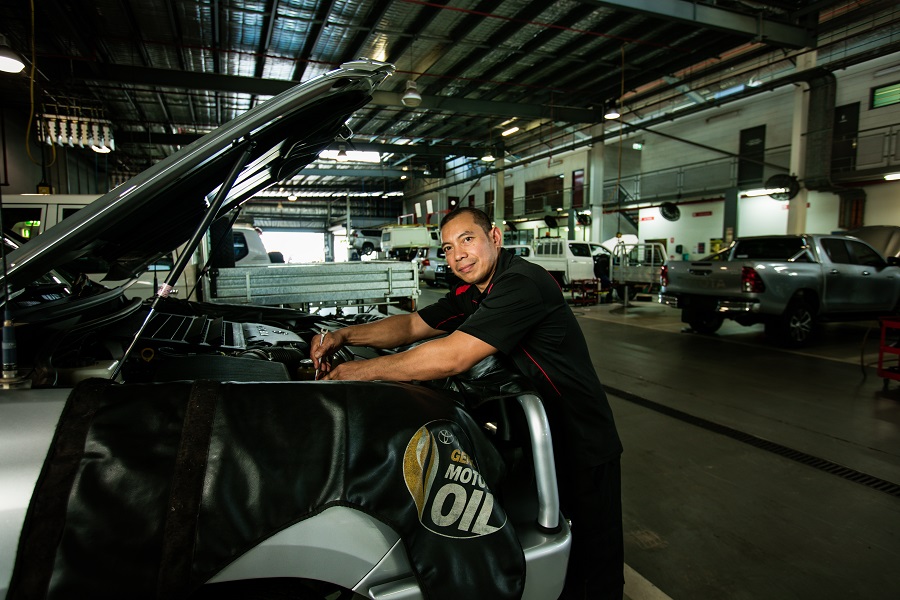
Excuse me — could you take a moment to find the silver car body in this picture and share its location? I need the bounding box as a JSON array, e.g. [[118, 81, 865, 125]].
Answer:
[[0, 59, 569, 599]]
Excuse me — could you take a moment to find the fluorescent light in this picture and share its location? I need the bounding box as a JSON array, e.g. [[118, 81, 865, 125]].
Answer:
[[743, 187, 787, 197], [501, 126, 520, 137], [874, 65, 900, 77], [604, 107, 621, 120], [885, 173, 900, 181]]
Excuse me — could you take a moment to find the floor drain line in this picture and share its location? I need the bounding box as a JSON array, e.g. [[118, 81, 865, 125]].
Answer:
[[605, 385, 900, 499]]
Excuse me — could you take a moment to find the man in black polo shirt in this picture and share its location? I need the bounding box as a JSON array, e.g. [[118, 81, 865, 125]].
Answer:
[[313, 207, 623, 599]]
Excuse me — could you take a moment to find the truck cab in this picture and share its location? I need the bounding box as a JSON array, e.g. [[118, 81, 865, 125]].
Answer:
[[381, 225, 439, 259]]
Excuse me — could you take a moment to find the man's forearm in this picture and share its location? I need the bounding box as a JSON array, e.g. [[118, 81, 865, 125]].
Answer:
[[336, 313, 432, 349], [324, 330, 496, 382]]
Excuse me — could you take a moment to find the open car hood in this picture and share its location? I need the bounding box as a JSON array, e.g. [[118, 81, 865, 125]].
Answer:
[[1, 60, 393, 296]]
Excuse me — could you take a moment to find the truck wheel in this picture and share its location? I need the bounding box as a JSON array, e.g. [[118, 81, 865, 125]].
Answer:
[[361, 242, 375, 255], [686, 311, 723, 334], [773, 300, 815, 347]]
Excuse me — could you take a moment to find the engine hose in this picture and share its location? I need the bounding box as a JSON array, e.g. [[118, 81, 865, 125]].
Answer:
[[240, 346, 305, 364]]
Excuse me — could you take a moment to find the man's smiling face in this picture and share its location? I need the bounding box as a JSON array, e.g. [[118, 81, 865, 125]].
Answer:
[[440, 212, 503, 292]]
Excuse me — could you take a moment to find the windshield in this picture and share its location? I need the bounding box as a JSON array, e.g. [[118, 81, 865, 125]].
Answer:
[[732, 238, 806, 260]]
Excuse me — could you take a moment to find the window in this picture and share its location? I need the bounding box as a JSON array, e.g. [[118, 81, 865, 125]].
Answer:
[[821, 238, 851, 264], [568, 243, 591, 257], [871, 80, 900, 109], [733, 237, 805, 260], [233, 231, 249, 261], [846, 240, 885, 268]]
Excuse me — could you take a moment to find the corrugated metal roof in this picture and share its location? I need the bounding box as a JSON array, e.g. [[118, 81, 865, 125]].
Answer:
[[0, 0, 896, 203]]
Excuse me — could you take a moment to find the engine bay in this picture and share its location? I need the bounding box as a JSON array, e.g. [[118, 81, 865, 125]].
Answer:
[[12, 291, 386, 388]]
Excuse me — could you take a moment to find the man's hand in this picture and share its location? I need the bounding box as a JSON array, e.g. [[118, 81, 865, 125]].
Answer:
[[321, 360, 366, 380], [311, 329, 344, 378]]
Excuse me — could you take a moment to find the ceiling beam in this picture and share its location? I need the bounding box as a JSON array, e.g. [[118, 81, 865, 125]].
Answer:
[[579, 0, 815, 49], [370, 91, 597, 123], [114, 132, 484, 157], [295, 167, 407, 177], [46, 60, 598, 124]]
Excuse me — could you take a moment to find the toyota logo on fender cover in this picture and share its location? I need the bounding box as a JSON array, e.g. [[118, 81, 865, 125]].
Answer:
[[402, 420, 507, 538]]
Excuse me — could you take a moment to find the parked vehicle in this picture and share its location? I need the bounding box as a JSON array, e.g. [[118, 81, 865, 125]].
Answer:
[[349, 227, 383, 255], [381, 225, 439, 259], [414, 246, 444, 287], [608, 241, 667, 297], [659, 234, 900, 345], [0, 198, 280, 300], [0, 60, 569, 600], [846, 225, 900, 258], [505, 239, 612, 289]]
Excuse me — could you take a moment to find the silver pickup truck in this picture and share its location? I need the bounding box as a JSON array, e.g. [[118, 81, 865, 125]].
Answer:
[[0, 60, 569, 600], [659, 234, 900, 346]]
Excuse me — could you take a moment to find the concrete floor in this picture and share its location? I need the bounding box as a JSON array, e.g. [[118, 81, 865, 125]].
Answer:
[[417, 286, 900, 600]]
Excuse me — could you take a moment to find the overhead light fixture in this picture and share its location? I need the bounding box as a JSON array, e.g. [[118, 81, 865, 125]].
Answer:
[[874, 64, 900, 78], [743, 187, 787, 197], [401, 79, 422, 108], [885, 173, 900, 181], [287, 194, 298, 202], [604, 106, 621, 120], [501, 126, 520, 137], [481, 153, 495, 162], [0, 34, 24, 74], [336, 145, 349, 161], [632, 142, 643, 150]]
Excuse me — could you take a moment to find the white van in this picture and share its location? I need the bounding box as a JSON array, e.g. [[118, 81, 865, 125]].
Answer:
[[1, 194, 97, 239], [504, 239, 611, 287], [381, 225, 439, 259], [0, 195, 274, 299]]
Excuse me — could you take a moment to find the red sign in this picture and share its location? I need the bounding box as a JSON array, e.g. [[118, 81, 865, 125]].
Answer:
[[640, 216, 655, 221], [692, 211, 713, 217]]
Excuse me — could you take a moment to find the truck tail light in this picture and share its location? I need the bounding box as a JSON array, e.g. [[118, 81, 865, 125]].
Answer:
[[660, 265, 668, 287], [741, 267, 765, 293]]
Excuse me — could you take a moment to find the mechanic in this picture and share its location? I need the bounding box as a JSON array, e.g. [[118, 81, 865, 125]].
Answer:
[[312, 207, 624, 600]]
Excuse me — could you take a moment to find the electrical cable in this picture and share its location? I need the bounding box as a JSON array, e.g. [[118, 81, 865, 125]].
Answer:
[[614, 44, 626, 238], [24, 0, 55, 169]]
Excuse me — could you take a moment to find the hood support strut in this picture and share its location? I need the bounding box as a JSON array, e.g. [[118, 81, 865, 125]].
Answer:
[[111, 141, 257, 381]]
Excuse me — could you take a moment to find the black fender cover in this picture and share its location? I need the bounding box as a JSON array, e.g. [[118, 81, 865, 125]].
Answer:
[[8, 379, 525, 600]]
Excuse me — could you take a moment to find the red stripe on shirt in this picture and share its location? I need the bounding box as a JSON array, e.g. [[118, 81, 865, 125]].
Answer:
[[548, 272, 562, 292], [434, 313, 465, 329], [521, 347, 561, 396], [455, 284, 472, 296]]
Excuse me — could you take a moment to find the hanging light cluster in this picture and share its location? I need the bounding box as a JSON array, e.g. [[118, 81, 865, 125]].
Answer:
[[38, 113, 115, 154]]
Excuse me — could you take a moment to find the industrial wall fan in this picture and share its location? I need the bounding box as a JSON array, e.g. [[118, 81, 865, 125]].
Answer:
[[765, 174, 801, 201], [659, 202, 681, 221]]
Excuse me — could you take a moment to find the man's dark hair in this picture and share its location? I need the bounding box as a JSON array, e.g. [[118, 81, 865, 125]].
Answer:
[[440, 207, 493, 233]]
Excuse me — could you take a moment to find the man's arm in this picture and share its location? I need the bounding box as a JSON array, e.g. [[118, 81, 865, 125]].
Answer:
[[322, 330, 497, 382], [311, 312, 441, 370]]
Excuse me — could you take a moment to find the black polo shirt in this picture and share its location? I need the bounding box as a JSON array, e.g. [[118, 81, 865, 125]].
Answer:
[[418, 249, 622, 468]]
